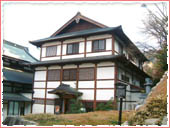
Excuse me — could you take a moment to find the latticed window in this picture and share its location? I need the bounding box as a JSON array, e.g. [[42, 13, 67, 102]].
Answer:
[[79, 68, 94, 80], [92, 39, 105, 52], [63, 69, 77, 81], [67, 43, 79, 55], [46, 46, 57, 57], [48, 69, 60, 81]]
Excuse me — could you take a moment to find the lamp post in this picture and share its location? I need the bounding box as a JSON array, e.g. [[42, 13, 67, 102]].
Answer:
[[116, 82, 127, 125]]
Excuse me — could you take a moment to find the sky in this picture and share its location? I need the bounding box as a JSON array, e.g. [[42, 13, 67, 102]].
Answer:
[[2, 1, 166, 60]]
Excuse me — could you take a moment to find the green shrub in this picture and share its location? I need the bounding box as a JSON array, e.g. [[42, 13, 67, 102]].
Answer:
[[96, 100, 113, 111], [67, 99, 85, 114]]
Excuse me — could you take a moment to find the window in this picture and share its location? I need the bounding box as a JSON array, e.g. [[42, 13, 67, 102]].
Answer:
[[8, 101, 19, 115], [79, 68, 94, 80], [67, 43, 79, 55], [46, 46, 57, 57], [92, 39, 105, 52], [63, 69, 77, 81], [121, 74, 129, 83], [48, 70, 60, 81]]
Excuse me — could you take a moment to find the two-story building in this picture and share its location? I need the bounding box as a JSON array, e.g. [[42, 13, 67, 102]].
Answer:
[[30, 12, 149, 114]]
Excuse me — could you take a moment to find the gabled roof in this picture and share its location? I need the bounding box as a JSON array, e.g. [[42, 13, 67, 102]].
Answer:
[[3, 40, 38, 63], [51, 12, 108, 37]]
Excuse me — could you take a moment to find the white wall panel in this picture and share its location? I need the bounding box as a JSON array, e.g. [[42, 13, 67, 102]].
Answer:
[[78, 81, 94, 88], [86, 51, 112, 57], [34, 82, 46, 88], [41, 56, 60, 61], [63, 64, 77, 69], [87, 34, 112, 40], [96, 90, 114, 100], [46, 105, 55, 114], [57, 45, 61, 55], [97, 67, 115, 79], [97, 81, 114, 88], [63, 38, 84, 44], [62, 54, 84, 59], [34, 89, 45, 98], [86, 41, 92, 52], [35, 67, 47, 71], [42, 47, 46, 57], [46, 89, 59, 99], [106, 38, 112, 50], [47, 82, 60, 88], [34, 71, 46, 81], [97, 62, 114, 66], [79, 90, 94, 100], [62, 81, 76, 88], [42, 41, 61, 46], [79, 63, 94, 68], [62, 44, 67, 55], [33, 104, 44, 114], [79, 42, 85, 53], [48, 65, 61, 70]]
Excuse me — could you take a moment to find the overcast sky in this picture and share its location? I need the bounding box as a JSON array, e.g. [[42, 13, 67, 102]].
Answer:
[[2, 1, 166, 60]]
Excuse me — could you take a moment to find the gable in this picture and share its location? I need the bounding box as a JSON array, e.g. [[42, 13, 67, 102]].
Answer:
[[58, 19, 101, 35], [51, 12, 108, 37]]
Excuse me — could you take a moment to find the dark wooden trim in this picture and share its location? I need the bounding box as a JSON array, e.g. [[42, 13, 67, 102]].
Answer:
[[34, 80, 46, 82], [60, 66, 63, 84], [33, 97, 56, 100], [78, 88, 115, 90], [62, 52, 84, 56], [41, 55, 60, 58], [40, 46, 42, 61], [76, 65, 79, 90], [60, 41, 63, 60], [112, 35, 115, 55], [97, 78, 115, 81], [93, 63, 97, 110], [35, 69, 46, 71], [97, 65, 115, 68], [44, 67, 48, 113], [42, 44, 61, 48], [31, 72, 35, 114], [33, 88, 58, 89], [114, 64, 118, 108], [84, 37, 87, 58], [86, 50, 112, 54]]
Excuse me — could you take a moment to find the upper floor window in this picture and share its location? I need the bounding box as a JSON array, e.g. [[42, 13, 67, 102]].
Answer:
[[46, 46, 57, 57], [48, 69, 60, 81], [92, 39, 105, 52], [67, 43, 79, 55], [63, 69, 77, 81]]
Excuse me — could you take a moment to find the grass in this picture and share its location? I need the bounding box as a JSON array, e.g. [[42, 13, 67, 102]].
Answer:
[[23, 110, 134, 126]]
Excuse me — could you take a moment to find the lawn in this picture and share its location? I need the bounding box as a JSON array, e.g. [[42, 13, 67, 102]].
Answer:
[[23, 110, 134, 126]]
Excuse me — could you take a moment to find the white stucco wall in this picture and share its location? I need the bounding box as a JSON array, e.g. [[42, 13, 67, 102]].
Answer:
[[87, 34, 112, 40], [63, 64, 77, 69], [97, 67, 115, 79], [33, 89, 45, 98], [35, 67, 47, 70], [106, 38, 112, 50], [63, 38, 84, 44], [34, 82, 46, 88], [62, 54, 84, 59], [96, 81, 114, 88], [42, 47, 46, 57], [46, 89, 59, 99], [97, 62, 114, 67], [47, 82, 60, 88], [20, 93, 32, 99], [79, 90, 94, 100], [34, 71, 46, 81], [32, 104, 44, 114], [86, 41, 92, 52], [96, 89, 114, 100], [62, 81, 76, 88], [79, 63, 94, 68], [46, 105, 55, 114], [86, 51, 112, 57], [79, 42, 84, 53], [41, 56, 60, 61], [78, 81, 94, 88]]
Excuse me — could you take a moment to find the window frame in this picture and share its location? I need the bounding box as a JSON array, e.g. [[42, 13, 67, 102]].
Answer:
[[46, 45, 57, 57], [92, 39, 106, 52], [66, 43, 79, 55], [79, 67, 95, 81], [63, 69, 77, 81], [47, 69, 61, 81]]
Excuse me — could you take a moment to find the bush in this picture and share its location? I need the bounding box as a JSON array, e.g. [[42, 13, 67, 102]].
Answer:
[[96, 100, 113, 111], [67, 99, 85, 114]]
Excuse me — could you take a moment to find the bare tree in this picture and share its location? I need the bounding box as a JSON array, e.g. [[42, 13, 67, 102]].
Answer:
[[141, 3, 168, 49]]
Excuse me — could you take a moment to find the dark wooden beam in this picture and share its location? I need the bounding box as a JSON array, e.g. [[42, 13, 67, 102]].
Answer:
[[93, 63, 97, 110]]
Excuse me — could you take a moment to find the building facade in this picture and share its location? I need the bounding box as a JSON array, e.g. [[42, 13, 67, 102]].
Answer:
[[30, 12, 149, 114], [3, 40, 38, 120]]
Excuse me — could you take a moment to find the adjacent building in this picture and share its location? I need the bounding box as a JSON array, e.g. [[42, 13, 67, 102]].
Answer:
[[30, 12, 149, 114], [2, 40, 38, 120]]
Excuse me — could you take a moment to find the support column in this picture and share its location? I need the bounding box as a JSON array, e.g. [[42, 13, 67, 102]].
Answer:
[[114, 64, 118, 109], [60, 65, 63, 84], [84, 37, 87, 58], [93, 63, 97, 110], [60, 41, 63, 60], [44, 67, 48, 113], [112, 35, 115, 55], [76, 65, 79, 90]]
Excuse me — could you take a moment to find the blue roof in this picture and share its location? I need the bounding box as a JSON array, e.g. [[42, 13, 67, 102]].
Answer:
[[3, 40, 38, 63]]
